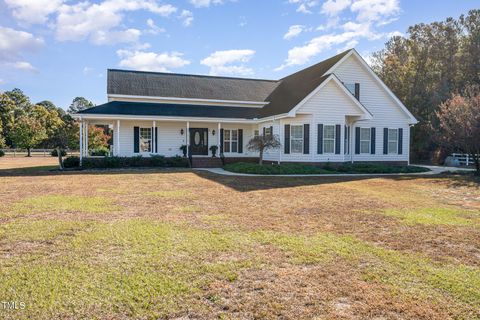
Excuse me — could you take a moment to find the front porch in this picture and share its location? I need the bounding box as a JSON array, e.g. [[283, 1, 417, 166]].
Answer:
[[78, 118, 259, 165]]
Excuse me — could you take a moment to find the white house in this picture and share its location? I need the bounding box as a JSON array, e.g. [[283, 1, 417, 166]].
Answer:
[[73, 49, 417, 167]]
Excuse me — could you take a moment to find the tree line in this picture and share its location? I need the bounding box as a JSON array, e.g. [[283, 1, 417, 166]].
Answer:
[[371, 9, 480, 162], [0, 89, 110, 156]]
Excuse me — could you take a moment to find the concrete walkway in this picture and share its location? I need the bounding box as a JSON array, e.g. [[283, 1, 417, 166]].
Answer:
[[194, 165, 474, 177]]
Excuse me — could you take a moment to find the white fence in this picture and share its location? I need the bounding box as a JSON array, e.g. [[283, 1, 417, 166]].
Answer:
[[1, 149, 78, 157], [451, 153, 476, 166]]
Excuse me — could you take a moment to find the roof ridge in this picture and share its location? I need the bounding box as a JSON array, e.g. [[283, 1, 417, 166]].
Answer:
[[279, 48, 352, 81], [107, 69, 279, 83]]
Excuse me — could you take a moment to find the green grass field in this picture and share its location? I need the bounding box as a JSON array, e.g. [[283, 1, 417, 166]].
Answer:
[[0, 157, 479, 319]]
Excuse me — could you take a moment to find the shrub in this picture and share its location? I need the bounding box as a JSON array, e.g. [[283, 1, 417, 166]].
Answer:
[[90, 147, 110, 156], [0, 149, 5, 157], [50, 149, 67, 157], [167, 155, 189, 167], [63, 156, 80, 168], [103, 156, 122, 168], [150, 155, 166, 166], [223, 162, 430, 175]]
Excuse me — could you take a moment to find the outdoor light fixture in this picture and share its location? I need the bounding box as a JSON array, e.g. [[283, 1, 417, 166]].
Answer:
[[180, 129, 184, 135], [212, 129, 216, 136]]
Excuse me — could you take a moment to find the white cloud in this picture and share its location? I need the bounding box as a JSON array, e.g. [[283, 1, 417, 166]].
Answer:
[[288, 0, 319, 14], [387, 30, 403, 38], [179, 10, 194, 27], [4, 0, 63, 24], [3, 61, 37, 72], [189, 0, 224, 8], [201, 49, 255, 76], [146, 19, 166, 34], [351, 0, 400, 22], [53, 0, 176, 44], [0, 27, 43, 72], [279, 0, 401, 70], [117, 50, 190, 72], [284, 25, 305, 40], [321, 0, 351, 16]]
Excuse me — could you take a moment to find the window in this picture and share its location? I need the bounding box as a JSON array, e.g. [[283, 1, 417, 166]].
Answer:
[[224, 129, 238, 153], [254, 129, 259, 138], [139, 128, 152, 153], [344, 125, 350, 154], [290, 125, 303, 153], [360, 128, 371, 154], [323, 125, 335, 154], [264, 127, 271, 136], [388, 129, 398, 154], [344, 83, 359, 100]]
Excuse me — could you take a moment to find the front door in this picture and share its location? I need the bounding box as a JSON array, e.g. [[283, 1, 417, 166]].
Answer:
[[189, 128, 208, 155]]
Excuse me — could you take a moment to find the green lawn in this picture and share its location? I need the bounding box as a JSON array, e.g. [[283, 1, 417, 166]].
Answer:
[[0, 159, 478, 319]]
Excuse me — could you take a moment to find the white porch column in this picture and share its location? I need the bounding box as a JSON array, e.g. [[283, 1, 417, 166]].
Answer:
[[152, 120, 156, 154], [84, 120, 88, 157], [350, 123, 354, 163], [79, 120, 83, 165], [186, 121, 190, 157], [217, 122, 221, 149], [116, 120, 121, 156]]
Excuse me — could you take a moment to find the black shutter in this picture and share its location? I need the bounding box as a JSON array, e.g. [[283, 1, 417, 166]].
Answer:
[[284, 124, 290, 154], [155, 127, 158, 153], [355, 83, 360, 100], [355, 127, 360, 154], [269, 126, 273, 137], [317, 124, 323, 154], [335, 124, 341, 154], [220, 128, 224, 154], [398, 128, 403, 154], [134, 126, 139, 153], [238, 129, 243, 153], [383, 128, 388, 154], [370, 127, 376, 154], [263, 127, 266, 136], [303, 124, 310, 154]]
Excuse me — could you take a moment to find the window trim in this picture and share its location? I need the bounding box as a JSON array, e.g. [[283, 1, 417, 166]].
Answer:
[[290, 125, 304, 154], [388, 128, 398, 154], [323, 125, 335, 154], [359, 127, 371, 154], [139, 127, 152, 153], [223, 129, 238, 153]]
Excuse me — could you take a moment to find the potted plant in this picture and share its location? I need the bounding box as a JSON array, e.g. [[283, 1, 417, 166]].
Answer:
[[209, 145, 218, 157], [180, 145, 187, 157]]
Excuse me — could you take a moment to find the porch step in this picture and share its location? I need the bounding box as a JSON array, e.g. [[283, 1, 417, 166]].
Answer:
[[191, 157, 223, 168]]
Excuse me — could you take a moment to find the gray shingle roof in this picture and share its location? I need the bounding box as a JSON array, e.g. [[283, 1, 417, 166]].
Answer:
[[76, 101, 260, 119], [80, 49, 352, 119], [108, 70, 280, 102]]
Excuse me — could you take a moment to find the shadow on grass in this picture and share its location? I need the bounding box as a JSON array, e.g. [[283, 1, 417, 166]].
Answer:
[[2, 163, 472, 192]]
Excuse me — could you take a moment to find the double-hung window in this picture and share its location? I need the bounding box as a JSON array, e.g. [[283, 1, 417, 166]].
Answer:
[[388, 129, 398, 154], [140, 127, 152, 153], [290, 125, 303, 153], [224, 129, 238, 153], [264, 127, 272, 136], [254, 129, 259, 138], [323, 125, 335, 154], [360, 128, 371, 154]]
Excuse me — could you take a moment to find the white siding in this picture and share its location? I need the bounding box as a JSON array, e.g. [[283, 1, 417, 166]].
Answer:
[[332, 55, 411, 162], [116, 120, 257, 157]]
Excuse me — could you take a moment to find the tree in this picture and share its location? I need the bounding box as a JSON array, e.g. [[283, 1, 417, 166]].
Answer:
[[246, 134, 281, 165], [29, 104, 65, 148], [371, 9, 480, 162], [9, 115, 47, 157], [67, 97, 94, 113], [0, 93, 16, 147], [435, 86, 480, 175]]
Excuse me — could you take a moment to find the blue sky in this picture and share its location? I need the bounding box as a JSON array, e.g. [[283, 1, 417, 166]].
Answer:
[[0, 0, 476, 109]]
